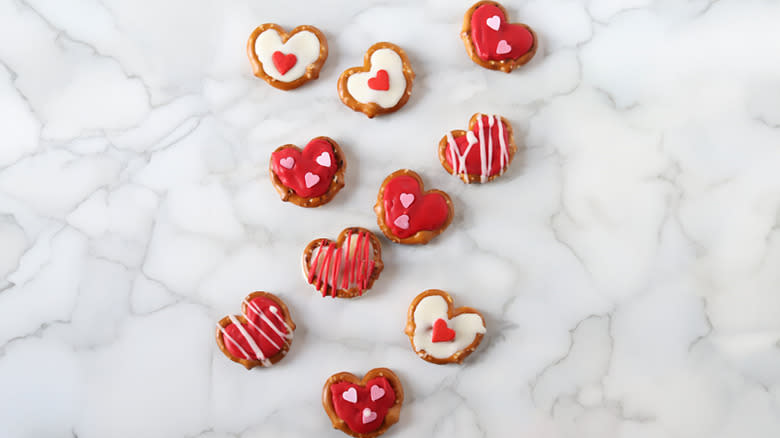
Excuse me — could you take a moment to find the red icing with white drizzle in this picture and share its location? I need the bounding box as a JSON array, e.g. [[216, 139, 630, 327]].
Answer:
[[470, 4, 534, 61], [218, 296, 292, 365], [445, 114, 511, 183], [308, 230, 376, 297], [330, 377, 396, 434], [382, 175, 449, 239], [271, 138, 336, 198]]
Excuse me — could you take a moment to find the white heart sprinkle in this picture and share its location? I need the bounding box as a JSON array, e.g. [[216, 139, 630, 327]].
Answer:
[[393, 214, 410, 230], [315, 152, 331, 167], [496, 40, 512, 55], [486, 15, 501, 31], [399, 193, 415, 208], [362, 408, 377, 424], [304, 172, 320, 188], [370, 385, 385, 401], [342, 387, 357, 403], [279, 157, 295, 169]]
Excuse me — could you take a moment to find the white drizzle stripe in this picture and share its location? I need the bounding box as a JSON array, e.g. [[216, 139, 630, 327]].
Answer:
[[228, 315, 266, 360], [486, 115, 495, 183], [445, 114, 510, 182], [477, 115, 487, 183], [269, 306, 295, 337], [498, 116, 509, 175]]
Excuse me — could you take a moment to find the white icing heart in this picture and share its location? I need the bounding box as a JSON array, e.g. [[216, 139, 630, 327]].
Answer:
[[346, 48, 406, 108], [370, 385, 385, 401], [362, 408, 377, 424], [304, 172, 320, 188], [254, 29, 321, 82], [486, 15, 501, 31], [399, 193, 414, 208], [279, 157, 295, 169], [412, 294, 485, 359], [342, 387, 357, 403], [393, 214, 410, 230], [315, 151, 331, 167], [496, 40, 512, 55]]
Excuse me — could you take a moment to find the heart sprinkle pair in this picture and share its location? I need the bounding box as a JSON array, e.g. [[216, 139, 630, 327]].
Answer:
[[217, 290, 486, 437], [248, 1, 536, 117]]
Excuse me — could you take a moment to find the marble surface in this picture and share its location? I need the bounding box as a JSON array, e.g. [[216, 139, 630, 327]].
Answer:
[[2, 0, 780, 437]]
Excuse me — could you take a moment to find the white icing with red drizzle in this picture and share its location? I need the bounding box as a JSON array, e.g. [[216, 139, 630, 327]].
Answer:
[[216, 300, 294, 367], [307, 230, 376, 297], [446, 114, 509, 183]]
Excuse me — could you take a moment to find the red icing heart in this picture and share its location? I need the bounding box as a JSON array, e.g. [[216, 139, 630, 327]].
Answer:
[[431, 318, 456, 343], [367, 69, 390, 91], [431, 318, 455, 342], [330, 377, 396, 434], [272, 51, 297, 75], [471, 4, 534, 61], [382, 174, 450, 239], [219, 296, 291, 363], [443, 114, 512, 180], [271, 138, 337, 198]]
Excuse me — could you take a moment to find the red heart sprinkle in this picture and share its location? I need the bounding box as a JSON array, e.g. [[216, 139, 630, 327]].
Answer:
[[431, 318, 456, 343], [272, 51, 297, 75], [367, 69, 390, 91]]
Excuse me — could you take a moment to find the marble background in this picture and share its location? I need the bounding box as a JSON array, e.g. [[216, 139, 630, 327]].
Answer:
[[2, 0, 780, 437]]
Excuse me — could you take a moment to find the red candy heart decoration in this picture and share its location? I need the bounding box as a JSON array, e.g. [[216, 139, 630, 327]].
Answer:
[[216, 292, 296, 369], [374, 169, 454, 245], [439, 113, 517, 184], [367, 69, 390, 91], [431, 318, 456, 343], [272, 51, 298, 75], [270, 136, 346, 207], [323, 368, 404, 437]]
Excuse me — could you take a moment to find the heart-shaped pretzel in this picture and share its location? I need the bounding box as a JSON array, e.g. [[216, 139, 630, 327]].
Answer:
[[405, 289, 486, 364], [247, 23, 328, 90], [302, 227, 384, 298], [337, 42, 415, 118], [438, 113, 518, 183], [461, 1, 538, 73], [270, 136, 346, 208], [322, 367, 404, 438], [374, 169, 454, 245], [215, 292, 296, 369]]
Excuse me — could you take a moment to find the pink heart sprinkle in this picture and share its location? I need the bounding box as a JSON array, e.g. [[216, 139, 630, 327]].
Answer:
[[496, 40, 512, 55], [304, 172, 320, 188], [279, 157, 295, 169], [342, 387, 357, 403], [362, 408, 377, 424], [486, 15, 501, 31], [393, 214, 410, 230], [399, 193, 415, 208], [315, 152, 331, 167], [370, 385, 385, 401]]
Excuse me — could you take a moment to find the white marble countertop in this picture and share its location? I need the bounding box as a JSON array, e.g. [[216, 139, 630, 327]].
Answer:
[[2, 0, 780, 437]]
